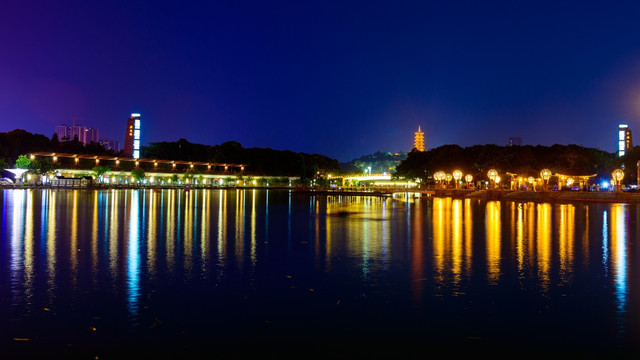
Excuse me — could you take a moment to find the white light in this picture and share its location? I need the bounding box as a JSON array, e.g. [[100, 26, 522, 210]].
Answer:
[[133, 150, 140, 159], [131, 113, 141, 117], [619, 131, 625, 141], [134, 119, 141, 129], [134, 140, 140, 149], [134, 130, 140, 139]]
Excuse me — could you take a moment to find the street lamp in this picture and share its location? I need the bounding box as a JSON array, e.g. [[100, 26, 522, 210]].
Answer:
[[452, 170, 462, 189], [612, 169, 624, 191], [487, 169, 498, 189], [566, 177, 574, 189], [445, 173, 453, 188], [434, 171, 445, 188], [540, 169, 552, 190], [527, 176, 535, 191], [465, 174, 473, 189]]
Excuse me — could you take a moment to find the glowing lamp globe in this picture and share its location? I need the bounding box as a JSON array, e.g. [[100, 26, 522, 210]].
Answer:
[[612, 169, 624, 182], [487, 169, 498, 181], [540, 169, 552, 181]]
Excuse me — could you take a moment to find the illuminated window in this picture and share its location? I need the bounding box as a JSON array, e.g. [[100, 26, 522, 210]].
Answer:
[[135, 119, 141, 129], [134, 140, 140, 149], [133, 150, 140, 159], [134, 130, 140, 139]]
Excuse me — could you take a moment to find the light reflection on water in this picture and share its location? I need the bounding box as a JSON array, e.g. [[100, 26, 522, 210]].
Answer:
[[1, 188, 639, 355]]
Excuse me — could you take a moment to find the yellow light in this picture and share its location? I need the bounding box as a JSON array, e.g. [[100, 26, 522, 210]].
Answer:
[[612, 169, 624, 181], [540, 169, 552, 180]]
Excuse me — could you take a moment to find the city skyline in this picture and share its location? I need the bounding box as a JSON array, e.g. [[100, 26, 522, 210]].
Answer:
[[3, 1, 640, 161]]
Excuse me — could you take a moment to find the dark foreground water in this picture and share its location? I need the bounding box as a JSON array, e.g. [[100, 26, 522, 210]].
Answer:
[[1, 188, 639, 358]]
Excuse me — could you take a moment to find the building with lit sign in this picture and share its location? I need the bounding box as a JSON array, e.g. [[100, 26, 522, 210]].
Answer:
[[618, 124, 632, 157], [124, 113, 141, 159], [414, 126, 425, 152]]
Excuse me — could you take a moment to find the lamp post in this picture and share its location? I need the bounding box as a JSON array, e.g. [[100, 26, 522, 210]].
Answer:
[[487, 169, 498, 189], [453, 170, 462, 189], [540, 169, 552, 190], [434, 171, 445, 189], [527, 176, 535, 191], [612, 169, 624, 191], [465, 174, 473, 189], [445, 173, 453, 188]]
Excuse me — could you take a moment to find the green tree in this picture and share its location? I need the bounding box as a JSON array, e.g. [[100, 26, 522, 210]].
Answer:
[[92, 165, 111, 183], [170, 173, 179, 184], [15, 154, 31, 169], [28, 158, 57, 176], [131, 167, 145, 183]]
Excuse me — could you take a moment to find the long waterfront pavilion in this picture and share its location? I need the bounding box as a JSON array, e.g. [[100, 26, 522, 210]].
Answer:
[[29, 152, 252, 185]]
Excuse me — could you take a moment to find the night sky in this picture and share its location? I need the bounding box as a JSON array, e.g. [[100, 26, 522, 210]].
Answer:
[[2, 1, 640, 161]]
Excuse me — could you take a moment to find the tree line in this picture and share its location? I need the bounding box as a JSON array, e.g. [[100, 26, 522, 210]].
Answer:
[[0, 129, 341, 180], [394, 143, 638, 185]]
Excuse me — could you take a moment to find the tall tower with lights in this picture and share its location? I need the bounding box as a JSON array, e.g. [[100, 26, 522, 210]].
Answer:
[[618, 124, 632, 157], [124, 113, 141, 158], [414, 126, 425, 152]]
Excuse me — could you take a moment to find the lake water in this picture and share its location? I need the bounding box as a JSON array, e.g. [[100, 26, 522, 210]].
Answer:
[[1, 188, 639, 358]]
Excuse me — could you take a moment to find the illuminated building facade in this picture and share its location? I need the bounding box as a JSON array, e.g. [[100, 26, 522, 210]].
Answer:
[[414, 126, 425, 152], [124, 113, 141, 158], [618, 124, 632, 157]]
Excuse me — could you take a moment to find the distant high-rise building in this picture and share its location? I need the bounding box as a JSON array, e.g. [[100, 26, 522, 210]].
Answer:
[[414, 126, 425, 152], [85, 128, 99, 144], [508, 136, 522, 146], [123, 113, 141, 158], [71, 124, 87, 144], [618, 124, 633, 157], [55, 124, 71, 141]]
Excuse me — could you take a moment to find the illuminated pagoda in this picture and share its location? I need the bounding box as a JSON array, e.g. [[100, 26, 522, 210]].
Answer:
[[123, 113, 142, 159], [414, 126, 425, 152]]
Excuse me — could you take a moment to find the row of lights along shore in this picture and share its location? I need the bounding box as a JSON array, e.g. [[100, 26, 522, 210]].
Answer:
[[433, 168, 627, 191]]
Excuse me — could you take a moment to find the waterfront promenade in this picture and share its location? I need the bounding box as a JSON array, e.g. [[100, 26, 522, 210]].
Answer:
[[3, 184, 640, 203], [429, 188, 640, 203]]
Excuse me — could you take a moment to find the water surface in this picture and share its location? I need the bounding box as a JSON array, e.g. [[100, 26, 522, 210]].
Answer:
[[1, 189, 639, 358]]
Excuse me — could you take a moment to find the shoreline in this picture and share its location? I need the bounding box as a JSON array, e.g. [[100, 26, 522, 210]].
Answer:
[[3, 185, 640, 204], [430, 188, 640, 204]]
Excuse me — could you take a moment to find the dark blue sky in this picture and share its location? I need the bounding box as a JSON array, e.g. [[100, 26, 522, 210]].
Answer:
[[2, 1, 640, 161]]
